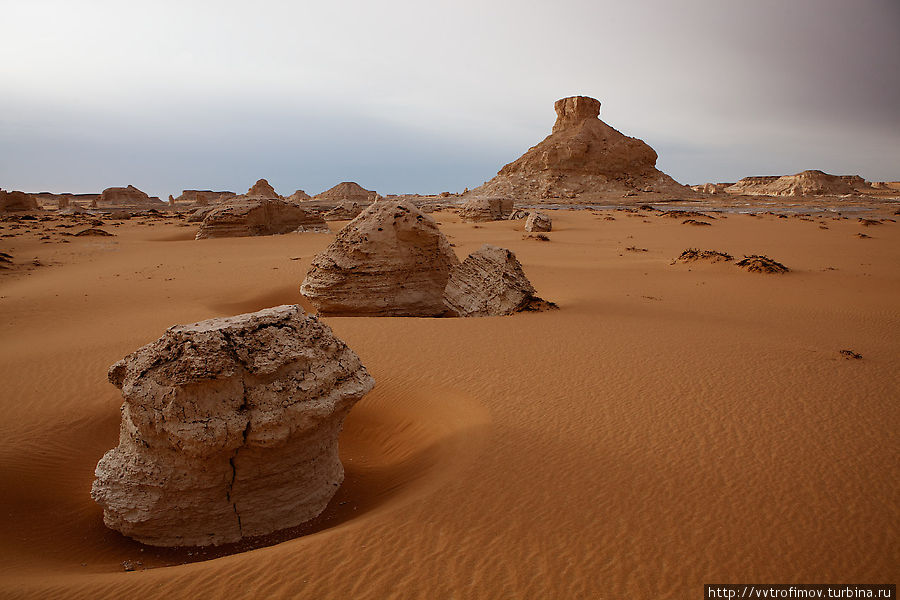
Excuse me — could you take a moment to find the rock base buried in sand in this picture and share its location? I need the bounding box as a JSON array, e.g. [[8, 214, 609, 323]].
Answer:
[[524, 212, 552, 232], [458, 197, 514, 222], [443, 244, 556, 317], [674, 249, 733, 263], [90, 305, 375, 547], [736, 255, 790, 274], [300, 200, 460, 316]]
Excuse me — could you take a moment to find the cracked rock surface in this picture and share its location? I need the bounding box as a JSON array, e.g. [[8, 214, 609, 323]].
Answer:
[[443, 244, 554, 317], [91, 305, 374, 547]]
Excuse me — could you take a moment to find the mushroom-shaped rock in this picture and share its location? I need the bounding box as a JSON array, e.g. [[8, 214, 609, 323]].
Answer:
[[443, 244, 554, 317], [524, 212, 552, 232], [458, 197, 514, 222], [467, 96, 686, 199], [196, 198, 329, 239], [90, 305, 374, 547], [300, 200, 460, 316]]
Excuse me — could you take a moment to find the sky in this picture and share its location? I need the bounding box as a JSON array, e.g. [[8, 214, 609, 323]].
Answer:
[[1, 0, 898, 198]]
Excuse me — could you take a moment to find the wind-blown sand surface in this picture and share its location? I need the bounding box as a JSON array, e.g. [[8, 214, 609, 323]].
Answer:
[[1, 209, 897, 598]]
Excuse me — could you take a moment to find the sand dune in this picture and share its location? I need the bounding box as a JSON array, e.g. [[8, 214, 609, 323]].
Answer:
[[0, 208, 897, 598]]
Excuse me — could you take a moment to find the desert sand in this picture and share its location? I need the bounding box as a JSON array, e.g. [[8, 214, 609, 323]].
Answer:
[[0, 202, 897, 598]]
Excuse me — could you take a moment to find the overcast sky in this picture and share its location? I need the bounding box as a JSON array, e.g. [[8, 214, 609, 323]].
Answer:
[[2, 0, 898, 198]]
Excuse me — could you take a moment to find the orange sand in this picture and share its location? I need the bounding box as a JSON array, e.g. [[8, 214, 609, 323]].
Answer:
[[0, 209, 897, 598]]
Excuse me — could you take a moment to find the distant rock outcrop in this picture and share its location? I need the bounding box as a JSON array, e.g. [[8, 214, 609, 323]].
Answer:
[[725, 171, 873, 196], [91, 305, 374, 547], [98, 185, 164, 208], [524, 212, 552, 232], [196, 198, 329, 239], [0, 190, 40, 212], [285, 190, 311, 203], [314, 182, 377, 203], [467, 96, 686, 200], [443, 245, 554, 317], [246, 179, 281, 199], [175, 190, 237, 206], [195, 180, 329, 239], [458, 197, 514, 222], [300, 200, 459, 316], [322, 201, 366, 221], [690, 183, 730, 195]]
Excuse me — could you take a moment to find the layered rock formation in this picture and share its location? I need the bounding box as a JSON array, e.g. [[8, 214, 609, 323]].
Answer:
[[458, 197, 514, 222], [97, 185, 164, 209], [322, 201, 366, 221], [300, 200, 460, 316], [725, 170, 873, 196], [314, 182, 378, 203], [524, 212, 552, 232], [443, 245, 553, 317], [175, 190, 237, 206], [196, 198, 329, 239], [91, 305, 374, 546], [246, 178, 281, 199], [467, 96, 686, 199], [0, 190, 39, 212], [286, 190, 311, 203], [690, 183, 730, 195]]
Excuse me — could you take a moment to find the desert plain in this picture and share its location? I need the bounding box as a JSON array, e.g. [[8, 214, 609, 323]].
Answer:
[[0, 194, 898, 598]]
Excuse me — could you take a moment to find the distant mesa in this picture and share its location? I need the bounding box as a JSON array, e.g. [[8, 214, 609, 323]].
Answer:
[[175, 190, 237, 206], [724, 170, 874, 197], [314, 182, 378, 203], [196, 180, 329, 239], [0, 189, 40, 212], [91, 305, 374, 546], [95, 185, 165, 209], [467, 95, 687, 200]]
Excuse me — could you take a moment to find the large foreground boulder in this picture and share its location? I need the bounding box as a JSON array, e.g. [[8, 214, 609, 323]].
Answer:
[[458, 197, 514, 222], [91, 305, 374, 547], [467, 96, 686, 199], [196, 198, 329, 239], [300, 200, 460, 316], [443, 245, 554, 317]]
